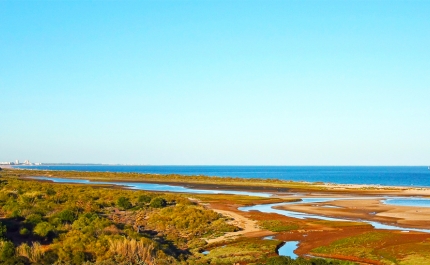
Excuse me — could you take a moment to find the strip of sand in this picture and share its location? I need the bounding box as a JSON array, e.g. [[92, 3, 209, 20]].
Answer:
[[275, 198, 430, 229], [206, 209, 263, 244]]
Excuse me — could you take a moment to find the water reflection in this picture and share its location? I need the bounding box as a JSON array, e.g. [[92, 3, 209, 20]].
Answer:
[[278, 241, 299, 259]]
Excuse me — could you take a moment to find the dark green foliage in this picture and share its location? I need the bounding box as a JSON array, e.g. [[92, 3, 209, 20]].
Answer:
[[1, 241, 16, 260], [11, 210, 21, 218], [266, 256, 294, 264], [116, 196, 132, 210], [46, 188, 56, 196], [58, 209, 76, 223], [138, 194, 152, 204], [0, 222, 7, 238], [3, 256, 30, 265], [24, 214, 43, 227], [19, 228, 29, 237], [40, 251, 58, 265], [33, 222, 54, 238], [72, 251, 86, 265], [150, 197, 167, 208], [265, 256, 356, 265]]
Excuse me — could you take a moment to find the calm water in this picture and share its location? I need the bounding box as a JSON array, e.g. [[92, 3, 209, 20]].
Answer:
[[30, 176, 271, 197], [239, 198, 430, 233], [278, 241, 299, 259], [383, 198, 430, 208], [15, 165, 430, 187]]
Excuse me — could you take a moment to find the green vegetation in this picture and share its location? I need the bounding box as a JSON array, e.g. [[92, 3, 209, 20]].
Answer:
[[311, 231, 430, 264], [261, 256, 356, 265], [310, 220, 372, 228], [11, 168, 327, 191], [258, 220, 299, 232], [0, 171, 239, 264], [312, 231, 396, 262]]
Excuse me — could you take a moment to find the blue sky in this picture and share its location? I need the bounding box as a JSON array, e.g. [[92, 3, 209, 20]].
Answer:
[[1, 1, 429, 165]]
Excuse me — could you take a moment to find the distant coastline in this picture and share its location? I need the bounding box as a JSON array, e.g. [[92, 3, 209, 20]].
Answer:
[[11, 165, 430, 188]]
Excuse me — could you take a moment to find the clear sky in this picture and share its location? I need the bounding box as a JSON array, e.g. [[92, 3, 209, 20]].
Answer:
[[1, 1, 429, 165]]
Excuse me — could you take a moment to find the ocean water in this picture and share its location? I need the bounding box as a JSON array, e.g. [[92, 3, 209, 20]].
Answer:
[[14, 165, 430, 187]]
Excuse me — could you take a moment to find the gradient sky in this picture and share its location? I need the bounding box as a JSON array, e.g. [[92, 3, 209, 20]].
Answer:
[[1, 1, 429, 165]]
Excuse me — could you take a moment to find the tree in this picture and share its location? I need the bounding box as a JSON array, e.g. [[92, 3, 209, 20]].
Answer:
[[150, 197, 167, 208], [138, 194, 152, 204], [117, 197, 132, 210], [58, 210, 75, 224]]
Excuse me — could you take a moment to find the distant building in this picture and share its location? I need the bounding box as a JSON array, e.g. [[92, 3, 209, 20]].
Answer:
[[0, 162, 12, 165], [15, 160, 19, 165], [24, 160, 30, 165]]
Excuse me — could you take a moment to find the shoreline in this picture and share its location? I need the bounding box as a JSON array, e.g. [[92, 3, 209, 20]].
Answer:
[[5, 167, 430, 196]]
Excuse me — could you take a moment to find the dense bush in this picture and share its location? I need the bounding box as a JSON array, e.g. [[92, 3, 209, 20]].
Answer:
[[116, 197, 132, 210], [149, 197, 167, 208]]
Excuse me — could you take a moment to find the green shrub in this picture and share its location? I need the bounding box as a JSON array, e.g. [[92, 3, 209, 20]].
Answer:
[[0, 223, 6, 238], [33, 222, 54, 238], [25, 214, 43, 227], [138, 194, 152, 204], [150, 197, 167, 208], [19, 228, 30, 237], [1, 241, 15, 260], [116, 197, 132, 210], [58, 209, 76, 223]]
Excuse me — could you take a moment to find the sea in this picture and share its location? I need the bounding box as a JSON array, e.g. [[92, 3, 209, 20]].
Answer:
[[12, 165, 430, 188]]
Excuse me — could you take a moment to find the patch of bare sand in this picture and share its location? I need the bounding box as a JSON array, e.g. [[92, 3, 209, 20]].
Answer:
[[311, 183, 430, 197], [206, 209, 265, 244], [275, 199, 430, 229]]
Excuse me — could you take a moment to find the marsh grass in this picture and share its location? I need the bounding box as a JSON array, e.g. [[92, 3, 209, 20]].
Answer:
[[191, 193, 296, 205], [258, 220, 299, 232], [194, 237, 280, 264], [10, 169, 328, 191], [311, 231, 400, 263], [311, 220, 372, 228]]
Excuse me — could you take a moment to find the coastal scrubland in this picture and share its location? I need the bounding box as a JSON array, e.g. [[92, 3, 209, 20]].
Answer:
[[0, 169, 353, 264]]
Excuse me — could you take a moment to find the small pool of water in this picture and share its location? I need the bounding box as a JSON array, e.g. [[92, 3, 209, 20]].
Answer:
[[383, 198, 430, 207], [202, 250, 210, 255], [278, 241, 299, 258]]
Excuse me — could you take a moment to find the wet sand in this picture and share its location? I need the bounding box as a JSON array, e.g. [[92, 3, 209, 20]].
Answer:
[[275, 198, 430, 229]]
